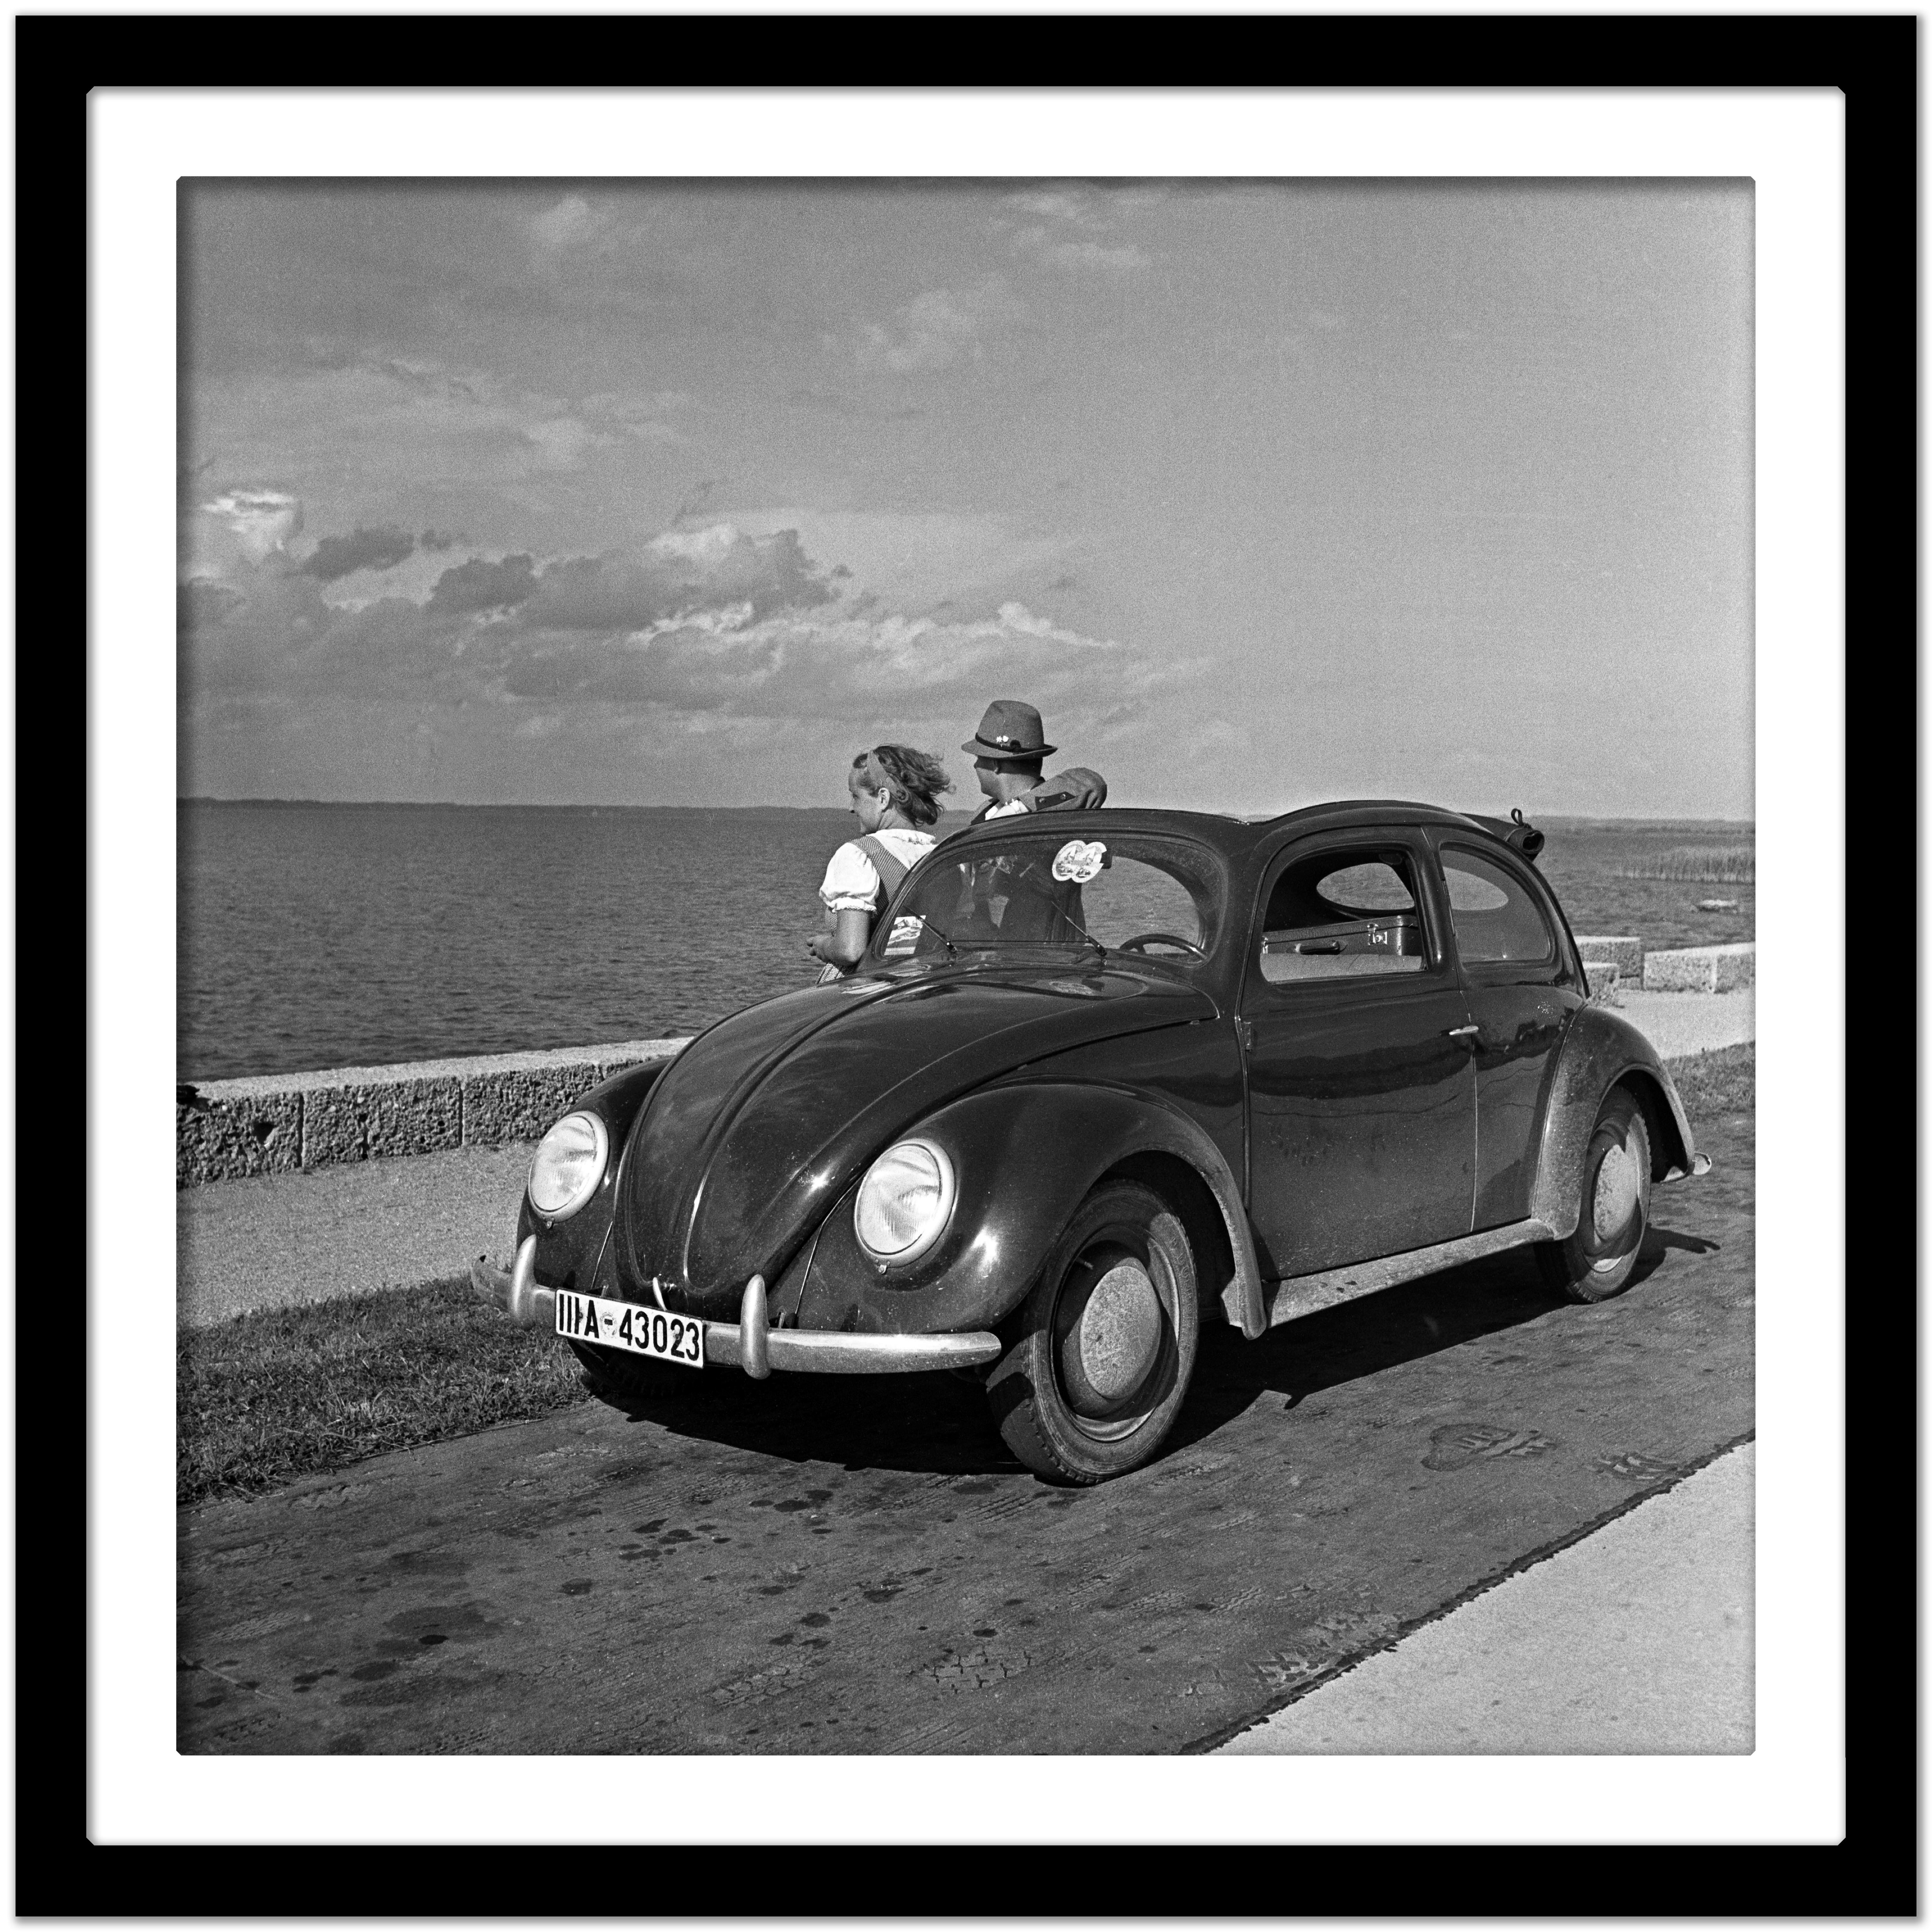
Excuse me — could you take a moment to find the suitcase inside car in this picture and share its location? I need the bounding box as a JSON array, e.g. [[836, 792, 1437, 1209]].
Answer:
[[1260, 911, 1426, 982]]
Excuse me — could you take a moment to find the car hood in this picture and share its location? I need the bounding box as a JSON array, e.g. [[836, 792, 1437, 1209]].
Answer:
[[617, 963, 1216, 1311]]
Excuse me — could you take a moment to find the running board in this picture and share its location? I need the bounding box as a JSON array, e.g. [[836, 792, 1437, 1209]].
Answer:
[[1266, 1218, 1556, 1329]]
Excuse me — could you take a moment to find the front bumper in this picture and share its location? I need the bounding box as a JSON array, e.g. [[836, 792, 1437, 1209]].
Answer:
[[470, 1237, 1003, 1378]]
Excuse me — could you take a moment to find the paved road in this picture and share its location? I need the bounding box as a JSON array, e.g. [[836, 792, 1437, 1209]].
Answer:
[[179, 1111, 1752, 1756], [179, 1142, 533, 1326], [1615, 988, 1753, 1061]]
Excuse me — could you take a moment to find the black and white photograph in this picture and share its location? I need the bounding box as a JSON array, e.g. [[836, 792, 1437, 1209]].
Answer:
[[170, 168, 1762, 1764], [53, 69, 1865, 1863]]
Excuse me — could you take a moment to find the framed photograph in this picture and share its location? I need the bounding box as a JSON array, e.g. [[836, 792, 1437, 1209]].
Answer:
[[50, 28, 1884, 1895]]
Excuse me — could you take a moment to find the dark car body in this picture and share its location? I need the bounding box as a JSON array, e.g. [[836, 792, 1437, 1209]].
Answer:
[[477, 801, 1706, 1477]]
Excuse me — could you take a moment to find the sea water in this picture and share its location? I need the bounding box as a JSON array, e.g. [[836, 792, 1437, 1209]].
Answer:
[[177, 800, 1752, 1082]]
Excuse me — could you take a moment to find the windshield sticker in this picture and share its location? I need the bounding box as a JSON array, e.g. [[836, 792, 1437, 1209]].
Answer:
[[883, 916, 923, 957], [1052, 839, 1108, 884]]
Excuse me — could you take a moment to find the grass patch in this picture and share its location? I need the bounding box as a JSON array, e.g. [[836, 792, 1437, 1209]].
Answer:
[[1663, 1043, 1754, 1121], [1613, 846, 1755, 884], [178, 1276, 590, 1507]]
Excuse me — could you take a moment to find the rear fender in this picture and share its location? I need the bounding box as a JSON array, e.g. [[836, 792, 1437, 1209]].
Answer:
[[791, 1079, 1269, 1340], [1528, 1007, 1698, 1238]]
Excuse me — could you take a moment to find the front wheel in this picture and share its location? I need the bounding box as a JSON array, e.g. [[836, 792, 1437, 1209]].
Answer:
[[986, 1180, 1199, 1484], [1535, 1086, 1652, 1303]]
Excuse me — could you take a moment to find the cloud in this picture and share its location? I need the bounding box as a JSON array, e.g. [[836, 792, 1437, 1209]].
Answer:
[[1015, 232, 1148, 275], [529, 195, 604, 253], [301, 524, 417, 581], [491, 601, 1161, 723], [204, 489, 303, 562], [205, 353, 636, 488], [724, 507, 1072, 608], [418, 528, 463, 551], [519, 527, 835, 631], [582, 388, 694, 417], [787, 387, 926, 422], [857, 279, 1017, 374], [1000, 187, 1150, 276], [1007, 190, 1097, 226], [426, 553, 538, 616], [521, 416, 610, 469], [181, 519, 1190, 744]]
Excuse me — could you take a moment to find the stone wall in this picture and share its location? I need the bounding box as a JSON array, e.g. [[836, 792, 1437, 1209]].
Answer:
[[1573, 934, 1645, 978], [1641, 944, 1756, 994], [1574, 935, 1757, 998], [177, 1038, 690, 1187]]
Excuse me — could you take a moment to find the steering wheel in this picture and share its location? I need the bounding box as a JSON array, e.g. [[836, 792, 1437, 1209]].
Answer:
[[1118, 931, 1207, 959]]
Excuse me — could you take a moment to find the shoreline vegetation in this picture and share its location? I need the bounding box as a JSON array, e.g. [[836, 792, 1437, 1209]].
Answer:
[[1612, 847, 1755, 885], [178, 1048, 1755, 1509]]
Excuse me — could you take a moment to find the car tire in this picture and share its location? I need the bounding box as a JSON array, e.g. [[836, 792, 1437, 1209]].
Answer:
[[565, 1337, 693, 1403], [1535, 1086, 1653, 1304], [986, 1179, 1200, 1485]]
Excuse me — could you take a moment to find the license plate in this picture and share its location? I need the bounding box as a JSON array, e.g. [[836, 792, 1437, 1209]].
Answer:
[[555, 1290, 705, 1370]]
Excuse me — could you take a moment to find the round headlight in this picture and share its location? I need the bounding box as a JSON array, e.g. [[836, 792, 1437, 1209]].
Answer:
[[853, 1138, 957, 1266], [528, 1110, 609, 1220]]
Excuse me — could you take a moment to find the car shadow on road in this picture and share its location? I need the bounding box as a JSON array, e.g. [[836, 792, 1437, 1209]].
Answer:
[[1161, 1221, 1697, 1458], [588, 1363, 1027, 1480], [585, 1225, 1697, 1482]]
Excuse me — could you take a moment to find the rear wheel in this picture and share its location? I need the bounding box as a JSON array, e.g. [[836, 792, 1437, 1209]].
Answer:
[[987, 1180, 1199, 1484], [1536, 1087, 1653, 1303]]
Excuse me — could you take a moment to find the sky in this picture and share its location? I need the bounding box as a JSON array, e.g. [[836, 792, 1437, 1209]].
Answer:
[[179, 179, 1752, 819]]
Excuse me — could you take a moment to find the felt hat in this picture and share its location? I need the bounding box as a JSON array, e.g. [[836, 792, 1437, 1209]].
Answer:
[[962, 699, 1056, 760]]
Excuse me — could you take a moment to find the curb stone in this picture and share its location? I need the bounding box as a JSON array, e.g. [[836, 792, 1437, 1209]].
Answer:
[[1642, 944, 1755, 994], [1573, 934, 1644, 978]]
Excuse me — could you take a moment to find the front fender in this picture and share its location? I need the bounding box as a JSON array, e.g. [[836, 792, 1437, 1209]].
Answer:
[[1527, 1006, 1698, 1238], [789, 1079, 1268, 1341], [515, 1054, 681, 1289]]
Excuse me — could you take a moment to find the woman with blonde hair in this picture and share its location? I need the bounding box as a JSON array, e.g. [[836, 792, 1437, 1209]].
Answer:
[[808, 745, 952, 981]]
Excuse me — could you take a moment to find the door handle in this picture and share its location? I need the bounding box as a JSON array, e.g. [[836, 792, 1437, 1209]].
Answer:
[[1446, 1024, 1481, 1039]]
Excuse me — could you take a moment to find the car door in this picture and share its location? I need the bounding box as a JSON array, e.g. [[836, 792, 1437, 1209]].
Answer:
[[1429, 836, 1585, 1230], [1240, 829, 1477, 1279]]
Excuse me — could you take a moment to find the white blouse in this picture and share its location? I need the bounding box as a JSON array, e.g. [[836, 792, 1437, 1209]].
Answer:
[[818, 827, 938, 915]]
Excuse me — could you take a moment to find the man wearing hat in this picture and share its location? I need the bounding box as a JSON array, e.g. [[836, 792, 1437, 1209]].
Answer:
[[959, 700, 1109, 825]]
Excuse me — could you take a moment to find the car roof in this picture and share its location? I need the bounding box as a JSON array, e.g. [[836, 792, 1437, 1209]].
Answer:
[[940, 799, 1516, 860]]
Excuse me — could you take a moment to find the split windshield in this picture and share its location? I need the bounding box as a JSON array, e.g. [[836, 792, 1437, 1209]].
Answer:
[[870, 829, 1225, 966]]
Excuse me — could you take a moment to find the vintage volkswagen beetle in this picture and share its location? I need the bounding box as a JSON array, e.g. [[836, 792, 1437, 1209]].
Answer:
[[473, 802, 1710, 1484]]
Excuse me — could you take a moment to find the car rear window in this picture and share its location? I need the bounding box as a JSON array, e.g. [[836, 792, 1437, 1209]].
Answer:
[[1440, 846, 1555, 965]]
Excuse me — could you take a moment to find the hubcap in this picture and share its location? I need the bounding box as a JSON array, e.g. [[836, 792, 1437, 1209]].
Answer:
[[1075, 1261, 1162, 1400], [1592, 1139, 1640, 1242], [1055, 1242, 1167, 1424]]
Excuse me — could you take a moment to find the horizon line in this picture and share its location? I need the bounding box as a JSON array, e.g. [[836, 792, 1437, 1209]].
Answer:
[[177, 795, 1756, 825]]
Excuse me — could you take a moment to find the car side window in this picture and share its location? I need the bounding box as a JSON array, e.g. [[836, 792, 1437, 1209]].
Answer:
[[1255, 847, 1431, 986], [1440, 846, 1554, 966]]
